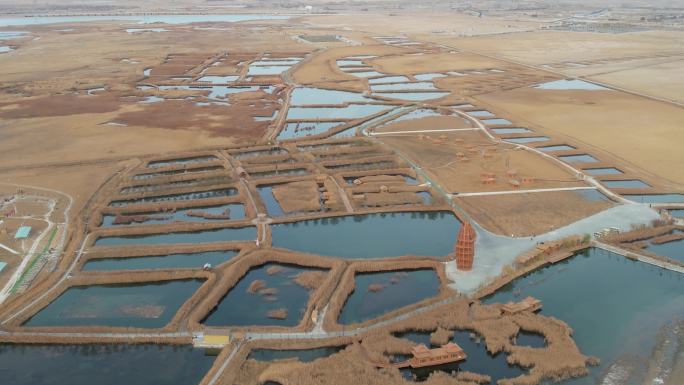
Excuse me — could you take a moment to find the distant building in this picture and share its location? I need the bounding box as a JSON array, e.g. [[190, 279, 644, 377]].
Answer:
[[14, 226, 31, 239]]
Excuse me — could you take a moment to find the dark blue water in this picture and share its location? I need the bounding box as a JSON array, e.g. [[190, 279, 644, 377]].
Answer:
[[101, 204, 245, 227], [0, 344, 215, 385], [645, 237, 684, 263], [82, 250, 238, 271], [248, 346, 345, 362], [271, 211, 460, 259], [94, 227, 256, 247], [583, 167, 623, 175], [23, 280, 204, 328], [515, 331, 546, 348], [602, 180, 650, 189], [338, 269, 440, 324], [109, 188, 237, 207], [558, 154, 599, 163], [396, 330, 525, 381], [147, 156, 218, 169], [485, 248, 684, 385], [623, 194, 684, 203], [203, 264, 325, 327], [257, 186, 284, 216]]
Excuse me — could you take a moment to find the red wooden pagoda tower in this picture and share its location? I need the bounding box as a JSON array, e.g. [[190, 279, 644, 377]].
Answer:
[[455, 221, 476, 271]]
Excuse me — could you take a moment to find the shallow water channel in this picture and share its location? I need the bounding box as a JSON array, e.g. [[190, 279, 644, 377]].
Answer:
[[271, 211, 460, 259]]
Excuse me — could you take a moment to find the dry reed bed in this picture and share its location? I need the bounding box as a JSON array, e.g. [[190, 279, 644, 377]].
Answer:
[[99, 194, 246, 217], [217, 301, 590, 385], [603, 224, 676, 243], [132, 157, 226, 173], [321, 154, 402, 168], [142, 150, 221, 168], [5, 269, 216, 334], [107, 181, 239, 202], [334, 167, 417, 182], [214, 337, 355, 385], [187, 248, 345, 333], [323, 259, 453, 332], [118, 171, 234, 190], [89, 218, 257, 242]]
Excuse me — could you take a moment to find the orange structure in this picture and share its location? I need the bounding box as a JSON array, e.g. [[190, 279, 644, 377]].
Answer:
[[455, 221, 476, 270], [502, 296, 542, 315], [409, 343, 466, 368]]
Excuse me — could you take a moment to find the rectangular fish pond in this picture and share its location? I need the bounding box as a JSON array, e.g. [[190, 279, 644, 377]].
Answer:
[[644, 234, 684, 263], [485, 248, 684, 385], [601, 180, 651, 189], [94, 227, 256, 247], [583, 167, 623, 175], [109, 188, 237, 207], [286, 105, 389, 120], [147, 155, 218, 169], [558, 154, 599, 163], [0, 344, 215, 385], [338, 269, 440, 325], [23, 279, 204, 328], [202, 263, 326, 327], [622, 194, 684, 204], [504, 136, 550, 144], [82, 250, 238, 271], [537, 144, 576, 152], [271, 211, 460, 259], [101, 204, 245, 227], [290, 87, 372, 106]]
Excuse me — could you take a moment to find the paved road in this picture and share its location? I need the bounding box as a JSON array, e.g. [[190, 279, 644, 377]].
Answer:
[[594, 241, 684, 274], [453, 186, 596, 197], [446, 203, 661, 293]]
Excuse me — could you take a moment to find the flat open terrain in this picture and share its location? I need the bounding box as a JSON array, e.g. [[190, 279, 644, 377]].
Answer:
[[475, 87, 684, 185]]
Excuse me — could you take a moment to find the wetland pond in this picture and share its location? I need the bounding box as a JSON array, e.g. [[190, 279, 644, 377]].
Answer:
[[23, 279, 204, 328], [339, 269, 439, 324], [271, 211, 460, 259], [485, 248, 684, 385], [0, 344, 214, 385], [644, 236, 684, 263], [94, 227, 256, 247], [82, 250, 238, 271], [203, 263, 325, 327]]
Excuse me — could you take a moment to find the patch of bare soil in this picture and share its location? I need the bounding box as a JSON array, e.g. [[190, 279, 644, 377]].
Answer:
[[115, 100, 268, 138], [0, 94, 121, 118], [455, 190, 613, 237]]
